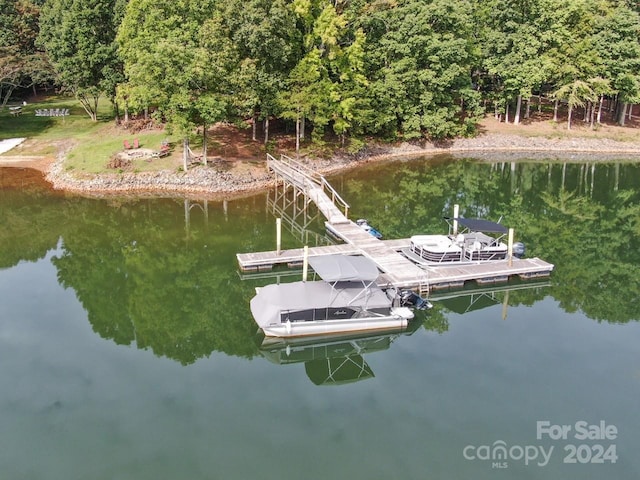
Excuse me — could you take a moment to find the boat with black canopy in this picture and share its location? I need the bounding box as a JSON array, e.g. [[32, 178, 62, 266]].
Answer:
[[403, 217, 525, 266]]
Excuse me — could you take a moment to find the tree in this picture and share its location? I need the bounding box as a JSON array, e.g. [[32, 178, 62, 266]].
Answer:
[[478, 0, 556, 125], [118, 0, 222, 168], [0, 44, 28, 108], [214, 0, 300, 143], [593, 3, 640, 125], [587, 76, 613, 126], [103, 0, 128, 121], [0, 0, 51, 108], [278, 52, 318, 153], [553, 79, 595, 129], [278, 0, 371, 148], [38, 0, 121, 120], [356, 0, 482, 140], [541, 0, 609, 124]]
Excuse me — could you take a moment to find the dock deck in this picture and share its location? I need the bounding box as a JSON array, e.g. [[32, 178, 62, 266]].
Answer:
[[237, 155, 554, 293]]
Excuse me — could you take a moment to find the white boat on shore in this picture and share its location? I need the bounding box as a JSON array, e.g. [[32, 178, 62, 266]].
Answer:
[[403, 217, 525, 266], [250, 255, 417, 338]]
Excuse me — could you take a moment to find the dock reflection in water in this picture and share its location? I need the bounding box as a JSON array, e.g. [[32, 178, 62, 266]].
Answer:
[[258, 322, 421, 386], [430, 278, 551, 317]]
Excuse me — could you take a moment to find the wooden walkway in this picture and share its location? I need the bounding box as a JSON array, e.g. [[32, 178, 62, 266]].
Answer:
[[237, 155, 554, 293], [268, 154, 350, 225]]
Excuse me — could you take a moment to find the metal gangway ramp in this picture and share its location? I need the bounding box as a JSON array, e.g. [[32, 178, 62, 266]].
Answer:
[[265, 154, 431, 292], [267, 154, 351, 226]]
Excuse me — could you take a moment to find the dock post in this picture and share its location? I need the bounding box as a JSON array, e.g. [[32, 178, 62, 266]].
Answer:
[[276, 218, 282, 255], [453, 204, 459, 235], [302, 245, 309, 281], [508, 228, 514, 266]]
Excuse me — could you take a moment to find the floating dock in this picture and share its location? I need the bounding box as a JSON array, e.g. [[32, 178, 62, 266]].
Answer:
[[236, 155, 554, 294]]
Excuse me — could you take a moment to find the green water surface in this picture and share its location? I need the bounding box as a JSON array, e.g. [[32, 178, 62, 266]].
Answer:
[[1, 156, 639, 479]]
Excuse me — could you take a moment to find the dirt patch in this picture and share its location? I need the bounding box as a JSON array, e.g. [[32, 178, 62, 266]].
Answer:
[[205, 123, 266, 159], [0, 137, 74, 172], [477, 114, 640, 141], [0, 155, 55, 172]]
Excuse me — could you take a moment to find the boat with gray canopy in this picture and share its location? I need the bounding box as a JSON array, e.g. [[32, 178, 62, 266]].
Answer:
[[250, 255, 417, 338]]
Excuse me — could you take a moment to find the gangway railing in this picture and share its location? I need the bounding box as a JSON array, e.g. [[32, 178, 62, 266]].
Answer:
[[267, 153, 350, 219]]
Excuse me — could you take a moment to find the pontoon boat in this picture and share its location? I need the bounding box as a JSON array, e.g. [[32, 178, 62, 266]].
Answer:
[[250, 255, 416, 337], [403, 217, 525, 265]]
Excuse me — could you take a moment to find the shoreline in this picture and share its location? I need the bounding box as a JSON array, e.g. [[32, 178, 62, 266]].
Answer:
[[3, 132, 640, 198]]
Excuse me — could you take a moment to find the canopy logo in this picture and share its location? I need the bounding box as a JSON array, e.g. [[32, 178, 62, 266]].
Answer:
[[463, 441, 553, 468]]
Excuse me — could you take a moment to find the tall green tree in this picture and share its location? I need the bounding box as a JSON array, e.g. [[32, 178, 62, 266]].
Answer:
[[118, 0, 224, 168], [544, 0, 612, 125], [356, 0, 481, 140], [0, 0, 50, 108], [278, 0, 371, 148], [214, 0, 300, 143], [479, 0, 556, 125], [38, 0, 121, 120], [553, 79, 595, 129], [587, 76, 613, 126], [594, 2, 640, 125]]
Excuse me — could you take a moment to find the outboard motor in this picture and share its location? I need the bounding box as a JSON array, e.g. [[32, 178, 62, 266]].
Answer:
[[400, 290, 433, 310], [513, 242, 526, 258]]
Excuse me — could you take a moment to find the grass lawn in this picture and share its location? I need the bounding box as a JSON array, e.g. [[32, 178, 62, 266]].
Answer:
[[0, 94, 179, 173], [67, 129, 177, 174]]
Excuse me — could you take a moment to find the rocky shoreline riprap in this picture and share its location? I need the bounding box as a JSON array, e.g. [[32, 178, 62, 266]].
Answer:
[[42, 133, 640, 198], [46, 160, 275, 198]]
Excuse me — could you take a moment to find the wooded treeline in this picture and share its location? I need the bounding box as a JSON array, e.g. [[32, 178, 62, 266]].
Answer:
[[2, 0, 640, 146]]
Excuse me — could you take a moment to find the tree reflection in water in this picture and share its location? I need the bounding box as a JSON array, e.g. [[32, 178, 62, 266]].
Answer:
[[2, 157, 639, 367]]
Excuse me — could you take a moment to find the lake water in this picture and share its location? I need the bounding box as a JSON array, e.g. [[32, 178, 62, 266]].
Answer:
[[1, 156, 639, 480]]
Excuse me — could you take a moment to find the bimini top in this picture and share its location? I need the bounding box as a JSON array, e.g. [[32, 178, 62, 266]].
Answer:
[[250, 281, 392, 328], [455, 217, 508, 234], [308, 255, 380, 283]]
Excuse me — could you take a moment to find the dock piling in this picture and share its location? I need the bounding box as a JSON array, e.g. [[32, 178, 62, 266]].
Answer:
[[302, 245, 309, 282], [508, 228, 514, 266], [453, 204, 459, 235], [276, 218, 282, 255]]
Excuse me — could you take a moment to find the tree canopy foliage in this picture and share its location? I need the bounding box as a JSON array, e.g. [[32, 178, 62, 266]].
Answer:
[[4, 0, 640, 138], [37, 0, 122, 120], [0, 0, 51, 108]]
